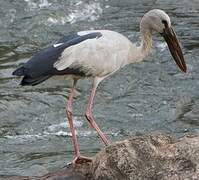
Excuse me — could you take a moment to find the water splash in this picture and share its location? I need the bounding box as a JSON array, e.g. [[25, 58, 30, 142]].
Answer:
[[44, 130, 93, 137], [66, 2, 103, 24], [47, 119, 83, 132], [5, 130, 93, 144], [46, 17, 68, 26], [4, 120, 89, 143], [155, 42, 167, 52], [5, 134, 44, 143], [39, 0, 52, 8], [24, 0, 51, 10]]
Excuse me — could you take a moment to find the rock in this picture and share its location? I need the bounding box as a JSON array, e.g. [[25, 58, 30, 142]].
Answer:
[[91, 133, 199, 180], [2, 133, 199, 180]]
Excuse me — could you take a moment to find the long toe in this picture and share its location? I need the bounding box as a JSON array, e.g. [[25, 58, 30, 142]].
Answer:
[[72, 155, 93, 164]]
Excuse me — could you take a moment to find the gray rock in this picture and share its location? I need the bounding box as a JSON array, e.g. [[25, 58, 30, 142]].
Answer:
[[91, 133, 199, 180]]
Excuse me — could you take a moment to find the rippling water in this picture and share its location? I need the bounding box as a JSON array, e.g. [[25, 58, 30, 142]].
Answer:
[[0, 0, 199, 177]]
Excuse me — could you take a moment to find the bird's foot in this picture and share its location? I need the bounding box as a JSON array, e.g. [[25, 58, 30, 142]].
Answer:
[[72, 155, 92, 164]]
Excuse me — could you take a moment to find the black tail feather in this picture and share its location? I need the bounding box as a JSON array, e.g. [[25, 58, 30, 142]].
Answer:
[[21, 75, 51, 86]]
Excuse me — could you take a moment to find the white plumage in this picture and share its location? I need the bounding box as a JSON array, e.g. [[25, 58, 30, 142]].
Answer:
[[54, 30, 136, 78]]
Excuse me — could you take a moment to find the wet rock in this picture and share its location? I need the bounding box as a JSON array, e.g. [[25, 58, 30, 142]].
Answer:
[[91, 134, 199, 180], [2, 133, 199, 180]]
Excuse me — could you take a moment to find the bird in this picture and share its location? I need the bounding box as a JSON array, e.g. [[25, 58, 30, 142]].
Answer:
[[12, 9, 187, 164]]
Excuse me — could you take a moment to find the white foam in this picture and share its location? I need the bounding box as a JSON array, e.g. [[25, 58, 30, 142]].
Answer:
[[5, 134, 44, 143], [47, 17, 67, 25], [155, 42, 167, 52], [66, 2, 103, 24], [44, 129, 93, 137], [5, 129, 93, 143], [24, 0, 37, 10], [131, 113, 143, 118], [25, 1, 102, 25], [47, 120, 83, 132], [24, 0, 51, 10], [39, 0, 51, 8], [47, 122, 68, 131], [49, 130, 72, 137]]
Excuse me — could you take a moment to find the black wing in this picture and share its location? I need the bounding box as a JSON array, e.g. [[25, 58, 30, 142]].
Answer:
[[12, 32, 102, 86]]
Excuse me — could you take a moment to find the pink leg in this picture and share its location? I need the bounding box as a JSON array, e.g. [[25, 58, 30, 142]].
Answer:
[[66, 79, 92, 164], [85, 80, 110, 146]]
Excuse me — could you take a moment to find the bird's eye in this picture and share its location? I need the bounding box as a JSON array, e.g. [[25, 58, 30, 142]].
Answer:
[[162, 20, 168, 27]]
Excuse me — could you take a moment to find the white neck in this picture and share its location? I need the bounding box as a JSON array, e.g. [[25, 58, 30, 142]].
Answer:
[[128, 22, 153, 64], [140, 29, 152, 56]]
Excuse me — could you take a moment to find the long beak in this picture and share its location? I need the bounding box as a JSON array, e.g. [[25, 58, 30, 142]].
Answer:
[[161, 26, 187, 73]]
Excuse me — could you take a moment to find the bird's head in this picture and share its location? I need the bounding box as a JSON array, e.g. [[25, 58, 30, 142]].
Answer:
[[140, 9, 187, 73], [141, 9, 171, 33]]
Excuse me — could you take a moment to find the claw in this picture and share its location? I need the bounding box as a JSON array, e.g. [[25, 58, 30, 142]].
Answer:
[[72, 155, 92, 164]]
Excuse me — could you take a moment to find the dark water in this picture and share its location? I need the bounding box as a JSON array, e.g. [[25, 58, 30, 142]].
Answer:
[[0, 0, 199, 176]]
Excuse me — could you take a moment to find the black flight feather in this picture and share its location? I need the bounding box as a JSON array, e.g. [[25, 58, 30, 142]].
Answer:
[[21, 75, 51, 86], [12, 32, 102, 86]]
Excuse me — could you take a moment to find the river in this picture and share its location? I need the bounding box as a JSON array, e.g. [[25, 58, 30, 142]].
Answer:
[[0, 0, 198, 176]]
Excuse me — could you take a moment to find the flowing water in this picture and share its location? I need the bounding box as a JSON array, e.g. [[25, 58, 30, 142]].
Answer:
[[0, 0, 199, 177]]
